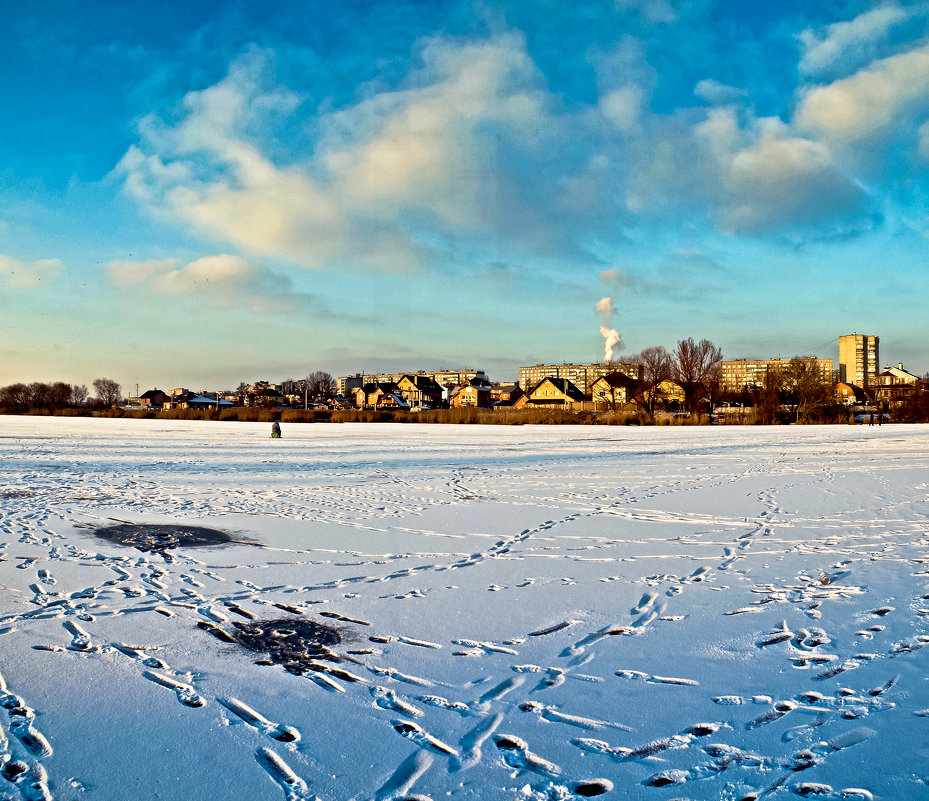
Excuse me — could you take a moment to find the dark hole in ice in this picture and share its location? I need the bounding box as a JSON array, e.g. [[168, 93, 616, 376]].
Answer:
[[228, 617, 344, 673], [1, 761, 27, 782], [92, 523, 235, 553], [493, 735, 524, 750], [644, 775, 678, 787], [393, 721, 418, 735], [574, 780, 611, 797]]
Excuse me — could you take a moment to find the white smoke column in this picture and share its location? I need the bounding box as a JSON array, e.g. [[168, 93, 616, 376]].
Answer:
[[596, 297, 622, 364]]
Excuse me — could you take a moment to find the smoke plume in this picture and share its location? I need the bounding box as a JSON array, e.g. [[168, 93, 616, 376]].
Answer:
[[596, 297, 622, 364]]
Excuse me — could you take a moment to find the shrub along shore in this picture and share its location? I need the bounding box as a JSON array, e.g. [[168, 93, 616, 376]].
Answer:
[[3, 406, 924, 424]]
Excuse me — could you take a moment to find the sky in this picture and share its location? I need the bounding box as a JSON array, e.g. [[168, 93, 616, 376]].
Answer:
[[1, 0, 928, 390]]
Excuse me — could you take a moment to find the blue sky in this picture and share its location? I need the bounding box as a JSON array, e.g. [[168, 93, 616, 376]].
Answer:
[[2, 0, 928, 389]]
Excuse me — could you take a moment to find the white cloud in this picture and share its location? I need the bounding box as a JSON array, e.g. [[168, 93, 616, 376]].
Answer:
[[114, 31, 885, 263], [919, 120, 929, 160], [149, 254, 253, 295], [107, 258, 176, 288], [106, 254, 312, 315], [720, 127, 866, 232], [324, 36, 549, 227], [798, 5, 914, 77], [694, 79, 747, 105], [0, 255, 64, 289], [797, 43, 929, 143], [691, 112, 865, 233], [116, 38, 557, 273], [600, 85, 645, 130]]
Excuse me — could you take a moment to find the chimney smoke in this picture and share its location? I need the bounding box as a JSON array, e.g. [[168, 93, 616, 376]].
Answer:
[[596, 297, 623, 364]]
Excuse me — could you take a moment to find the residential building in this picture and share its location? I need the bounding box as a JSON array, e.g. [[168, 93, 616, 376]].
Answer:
[[875, 363, 921, 409], [397, 374, 444, 408], [647, 379, 687, 412], [339, 369, 487, 399], [164, 391, 233, 410], [450, 383, 491, 408], [719, 357, 833, 394], [490, 383, 523, 406], [838, 334, 879, 389], [525, 377, 586, 408], [518, 362, 640, 396], [835, 382, 867, 406], [239, 382, 286, 408], [338, 373, 367, 397], [590, 373, 639, 408], [138, 389, 169, 409], [353, 382, 408, 410]]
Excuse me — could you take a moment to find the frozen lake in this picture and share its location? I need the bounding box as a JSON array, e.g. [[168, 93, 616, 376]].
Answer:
[[1, 417, 928, 800]]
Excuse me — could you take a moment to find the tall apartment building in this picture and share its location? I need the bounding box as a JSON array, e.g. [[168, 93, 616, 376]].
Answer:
[[719, 357, 833, 393], [338, 369, 487, 397], [838, 334, 879, 388], [518, 362, 641, 396]]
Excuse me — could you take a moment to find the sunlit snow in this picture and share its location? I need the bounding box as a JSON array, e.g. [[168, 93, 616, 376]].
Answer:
[[1, 417, 928, 800]]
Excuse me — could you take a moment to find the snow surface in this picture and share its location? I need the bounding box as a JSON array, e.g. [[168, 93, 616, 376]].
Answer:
[[1, 417, 928, 801]]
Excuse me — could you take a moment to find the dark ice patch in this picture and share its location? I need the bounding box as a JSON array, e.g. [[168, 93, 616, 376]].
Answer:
[[228, 617, 345, 674], [574, 779, 613, 796], [92, 523, 234, 553]]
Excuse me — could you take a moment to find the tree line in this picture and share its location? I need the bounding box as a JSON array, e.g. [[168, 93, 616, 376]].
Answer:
[[0, 378, 121, 414], [624, 338, 723, 416], [622, 338, 929, 423], [621, 339, 835, 423], [237, 372, 337, 407]]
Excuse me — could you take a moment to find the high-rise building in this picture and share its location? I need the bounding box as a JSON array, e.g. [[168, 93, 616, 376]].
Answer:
[[719, 357, 833, 393], [838, 334, 879, 388]]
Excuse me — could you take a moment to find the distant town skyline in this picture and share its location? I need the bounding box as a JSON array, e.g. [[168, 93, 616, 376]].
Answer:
[[2, 1, 928, 388]]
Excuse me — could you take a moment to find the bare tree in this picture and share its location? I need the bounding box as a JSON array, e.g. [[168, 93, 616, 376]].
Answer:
[[70, 384, 89, 407], [754, 364, 786, 425], [93, 378, 122, 408], [633, 346, 673, 416], [672, 338, 723, 415], [27, 382, 52, 411], [785, 357, 833, 423], [306, 371, 336, 403], [0, 383, 30, 413], [49, 382, 73, 410]]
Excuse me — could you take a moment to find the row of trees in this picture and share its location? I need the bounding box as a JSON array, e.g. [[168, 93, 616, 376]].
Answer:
[[276, 371, 337, 405], [233, 372, 337, 408], [739, 359, 834, 424], [621, 339, 845, 423], [0, 378, 121, 414], [620, 338, 723, 416]]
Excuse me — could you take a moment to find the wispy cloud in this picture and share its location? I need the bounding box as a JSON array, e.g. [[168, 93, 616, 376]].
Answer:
[[798, 4, 917, 78], [694, 79, 747, 105], [106, 254, 318, 315], [113, 22, 917, 276], [0, 255, 64, 289], [797, 42, 929, 148], [114, 39, 569, 273]]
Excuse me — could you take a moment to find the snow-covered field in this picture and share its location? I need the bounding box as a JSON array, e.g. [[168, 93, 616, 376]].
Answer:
[[1, 417, 928, 801]]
